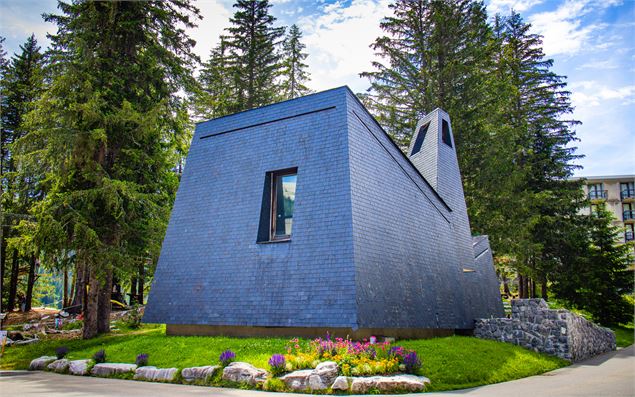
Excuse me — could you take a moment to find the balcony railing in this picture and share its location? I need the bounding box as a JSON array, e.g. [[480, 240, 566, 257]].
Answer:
[[588, 190, 608, 200], [626, 230, 635, 242], [621, 189, 635, 200], [624, 210, 635, 221]]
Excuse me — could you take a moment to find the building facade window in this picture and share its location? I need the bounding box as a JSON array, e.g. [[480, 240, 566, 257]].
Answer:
[[626, 224, 634, 242], [588, 183, 606, 200], [621, 182, 635, 200], [270, 169, 297, 241], [624, 203, 634, 221]]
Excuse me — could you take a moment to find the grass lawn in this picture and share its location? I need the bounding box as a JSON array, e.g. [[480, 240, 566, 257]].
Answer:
[[0, 325, 567, 392], [613, 323, 634, 348]]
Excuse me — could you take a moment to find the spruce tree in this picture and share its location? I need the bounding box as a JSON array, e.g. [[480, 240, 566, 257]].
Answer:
[[194, 37, 235, 120], [496, 12, 584, 298], [280, 24, 311, 99], [360, 0, 515, 255], [0, 35, 46, 312], [553, 204, 634, 325], [15, 1, 200, 338], [226, 0, 285, 110]]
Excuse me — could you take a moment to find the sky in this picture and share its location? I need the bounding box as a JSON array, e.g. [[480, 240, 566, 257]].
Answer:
[[1, 0, 633, 177]]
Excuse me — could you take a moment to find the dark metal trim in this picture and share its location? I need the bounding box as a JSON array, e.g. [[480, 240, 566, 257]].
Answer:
[[200, 106, 336, 140]]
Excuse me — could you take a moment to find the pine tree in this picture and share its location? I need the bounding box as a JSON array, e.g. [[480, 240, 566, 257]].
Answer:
[[280, 24, 311, 99], [194, 37, 235, 120], [0, 36, 8, 312], [226, 0, 285, 111], [0, 35, 46, 312], [553, 204, 634, 325], [15, 1, 200, 338], [360, 0, 518, 256], [496, 12, 584, 298], [361, 0, 492, 148]]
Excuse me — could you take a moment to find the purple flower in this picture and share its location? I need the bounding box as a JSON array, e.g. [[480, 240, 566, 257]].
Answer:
[[93, 349, 106, 363], [136, 353, 149, 367], [268, 354, 286, 375], [403, 351, 422, 374], [219, 350, 236, 366], [55, 346, 69, 360], [388, 345, 405, 358]]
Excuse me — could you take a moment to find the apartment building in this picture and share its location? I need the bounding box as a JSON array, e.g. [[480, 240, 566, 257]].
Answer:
[[573, 175, 635, 244]]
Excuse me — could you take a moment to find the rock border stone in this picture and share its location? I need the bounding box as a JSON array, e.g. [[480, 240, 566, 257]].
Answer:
[[181, 365, 219, 384], [28, 357, 432, 394], [29, 356, 57, 371], [134, 366, 178, 382], [91, 363, 137, 377]]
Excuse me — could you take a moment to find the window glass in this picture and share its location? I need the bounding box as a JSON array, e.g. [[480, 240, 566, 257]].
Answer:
[[411, 123, 429, 155], [273, 172, 296, 238], [441, 120, 452, 147]]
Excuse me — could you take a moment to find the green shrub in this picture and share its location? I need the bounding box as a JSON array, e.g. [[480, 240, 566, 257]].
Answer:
[[264, 378, 287, 392]]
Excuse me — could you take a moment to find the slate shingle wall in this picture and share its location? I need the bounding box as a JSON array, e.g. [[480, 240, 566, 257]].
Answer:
[[345, 93, 469, 329], [144, 87, 358, 327], [145, 86, 503, 331]]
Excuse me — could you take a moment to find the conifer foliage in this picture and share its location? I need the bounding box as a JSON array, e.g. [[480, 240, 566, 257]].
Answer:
[[195, 1, 311, 119], [226, 0, 285, 111], [552, 204, 634, 325], [361, 1, 618, 314], [280, 24, 311, 100], [12, 1, 200, 338], [0, 35, 47, 313]]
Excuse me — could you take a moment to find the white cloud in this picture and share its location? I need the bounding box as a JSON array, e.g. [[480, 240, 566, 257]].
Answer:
[[298, 0, 391, 92], [528, 1, 596, 56], [0, 0, 57, 55], [570, 81, 635, 109], [577, 59, 620, 70], [528, 0, 622, 56], [189, 0, 233, 61], [486, 0, 543, 15]]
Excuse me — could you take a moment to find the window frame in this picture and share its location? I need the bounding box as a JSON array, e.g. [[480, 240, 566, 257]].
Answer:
[[269, 167, 298, 242]]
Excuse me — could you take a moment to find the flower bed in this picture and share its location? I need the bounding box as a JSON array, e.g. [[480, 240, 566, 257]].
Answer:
[[28, 334, 430, 394], [281, 335, 422, 376]]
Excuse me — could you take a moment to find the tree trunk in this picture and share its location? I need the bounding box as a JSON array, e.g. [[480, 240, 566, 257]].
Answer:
[[24, 254, 37, 311], [63, 267, 69, 308], [97, 268, 113, 334], [71, 261, 85, 311], [137, 264, 144, 304], [68, 269, 76, 309], [518, 273, 524, 299], [7, 250, 19, 311], [541, 275, 548, 300], [502, 274, 511, 296], [130, 275, 137, 305], [82, 267, 100, 339], [530, 278, 536, 299]]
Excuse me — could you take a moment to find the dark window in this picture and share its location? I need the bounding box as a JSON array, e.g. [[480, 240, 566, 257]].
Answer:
[[441, 120, 452, 147], [257, 168, 297, 243], [271, 170, 296, 240], [411, 123, 429, 155], [621, 182, 635, 200]]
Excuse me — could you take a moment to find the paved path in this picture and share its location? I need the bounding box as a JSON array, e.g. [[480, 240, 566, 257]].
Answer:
[[1, 345, 633, 397]]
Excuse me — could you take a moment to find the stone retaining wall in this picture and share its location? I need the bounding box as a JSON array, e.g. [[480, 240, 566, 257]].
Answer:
[[474, 299, 615, 362]]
